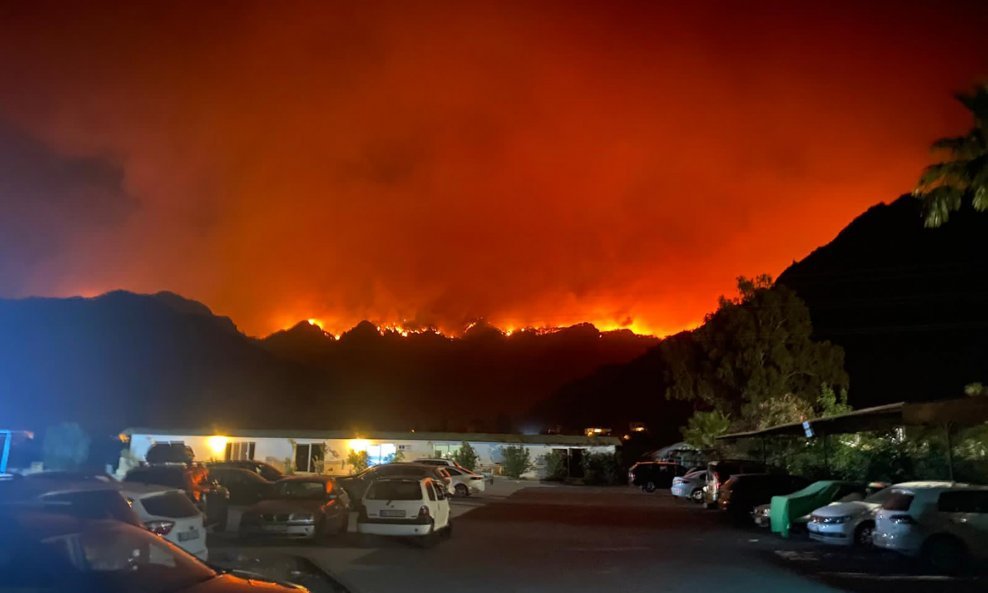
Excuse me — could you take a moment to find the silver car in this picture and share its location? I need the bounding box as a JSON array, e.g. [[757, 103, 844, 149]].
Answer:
[[670, 470, 707, 503]]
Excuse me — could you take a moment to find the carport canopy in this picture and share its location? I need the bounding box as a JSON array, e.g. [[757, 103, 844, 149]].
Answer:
[[716, 397, 988, 481], [717, 397, 988, 441]]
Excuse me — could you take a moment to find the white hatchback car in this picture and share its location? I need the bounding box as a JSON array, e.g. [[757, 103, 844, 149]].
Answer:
[[874, 482, 988, 572], [357, 477, 452, 542], [120, 484, 209, 561]]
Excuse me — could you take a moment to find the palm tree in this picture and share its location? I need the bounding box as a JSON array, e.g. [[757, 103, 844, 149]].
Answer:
[[913, 83, 988, 227]]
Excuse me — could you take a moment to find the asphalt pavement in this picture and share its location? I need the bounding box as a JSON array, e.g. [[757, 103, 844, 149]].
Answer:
[[209, 481, 988, 593]]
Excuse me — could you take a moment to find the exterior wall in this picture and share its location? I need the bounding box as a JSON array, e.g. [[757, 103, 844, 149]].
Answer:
[[127, 432, 616, 480]]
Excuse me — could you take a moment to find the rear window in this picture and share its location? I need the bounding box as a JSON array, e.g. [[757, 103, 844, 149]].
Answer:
[[882, 491, 915, 511], [140, 491, 199, 518], [938, 490, 988, 513], [367, 481, 422, 501]]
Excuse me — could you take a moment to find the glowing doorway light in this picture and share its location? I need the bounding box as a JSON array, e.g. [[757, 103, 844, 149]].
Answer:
[[207, 435, 228, 456], [347, 439, 370, 452]]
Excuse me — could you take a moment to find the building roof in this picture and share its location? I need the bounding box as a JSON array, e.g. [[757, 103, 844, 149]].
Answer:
[[122, 427, 622, 447]]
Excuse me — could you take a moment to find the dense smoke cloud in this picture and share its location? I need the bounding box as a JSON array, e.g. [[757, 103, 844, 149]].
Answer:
[[0, 1, 985, 336]]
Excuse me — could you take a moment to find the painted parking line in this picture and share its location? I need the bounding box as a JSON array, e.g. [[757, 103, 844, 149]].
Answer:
[[819, 572, 968, 582]]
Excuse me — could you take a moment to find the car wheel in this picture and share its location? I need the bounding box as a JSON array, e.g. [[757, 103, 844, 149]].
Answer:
[[690, 488, 704, 503], [922, 535, 968, 574], [644, 481, 656, 493], [455, 484, 469, 497], [853, 521, 874, 547]]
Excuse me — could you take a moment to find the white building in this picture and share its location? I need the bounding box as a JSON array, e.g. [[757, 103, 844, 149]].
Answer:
[[124, 428, 620, 479]]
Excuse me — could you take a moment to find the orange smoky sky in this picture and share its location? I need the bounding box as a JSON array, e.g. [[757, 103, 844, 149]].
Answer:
[[0, 1, 986, 337]]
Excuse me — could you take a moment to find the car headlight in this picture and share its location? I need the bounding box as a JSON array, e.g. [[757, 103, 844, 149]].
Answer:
[[813, 515, 850, 524], [289, 513, 315, 522]]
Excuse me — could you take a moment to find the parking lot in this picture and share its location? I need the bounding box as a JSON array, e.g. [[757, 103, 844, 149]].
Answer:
[[208, 481, 987, 593]]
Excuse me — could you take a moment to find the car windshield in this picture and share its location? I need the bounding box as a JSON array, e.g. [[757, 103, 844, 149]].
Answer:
[[273, 480, 326, 499], [863, 488, 894, 504], [367, 481, 422, 501]]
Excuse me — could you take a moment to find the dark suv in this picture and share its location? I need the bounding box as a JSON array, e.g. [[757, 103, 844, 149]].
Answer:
[[338, 463, 451, 502], [145, 443, 196, 465], [704, 459, 770, 507], [123, 465, 229, 528], [717, 473, 810, 521], [628, 461, 688, 492]]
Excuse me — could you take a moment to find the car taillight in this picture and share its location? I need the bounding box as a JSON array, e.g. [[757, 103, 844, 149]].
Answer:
[[418, 505, 431, 519], [145, 520, 175, 536], [889, 515, 916, 525]]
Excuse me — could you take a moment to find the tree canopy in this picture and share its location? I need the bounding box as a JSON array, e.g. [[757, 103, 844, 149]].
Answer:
[[914, 83, 988, 227], [662, 276, 848, 433]]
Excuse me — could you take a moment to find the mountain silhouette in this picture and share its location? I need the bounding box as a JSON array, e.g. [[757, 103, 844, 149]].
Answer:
[[0, 292, 656, 433], [537, 195, 988, 432], [0, 291, 330, 432], [777, 194, 988, 408], [260, 319, 657, 432]]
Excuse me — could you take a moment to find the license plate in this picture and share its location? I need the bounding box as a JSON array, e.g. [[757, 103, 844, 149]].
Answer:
[[263, 525, 289, 533], [380, 509, 406, 518], [178, 530, 200, 542]]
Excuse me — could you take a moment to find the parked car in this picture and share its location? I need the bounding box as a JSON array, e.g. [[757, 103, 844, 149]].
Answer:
[[417, 458, 494, 484], [145, 442, 196, 465], [0, 509, 307, 592], [119, 483, 209, 560], [239, 476, 351, 540], [209, 466, 274, 505], [414, 458, 469, 471], [207, 460, 284, 482], [807, 484, 895, 546], [717, 473, 809, 522], [671, 470, 707, 503], [704, 459, 770, 507], [123, 464, 229, 529], [442, 465, 486, 496], [874, 482, 988, 573], [357, 476, 452, 544], [628, 461, 688, 492], [0, 477, 141, 526], [768, 480, 872, 537], [339, 463, 453, 502]]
